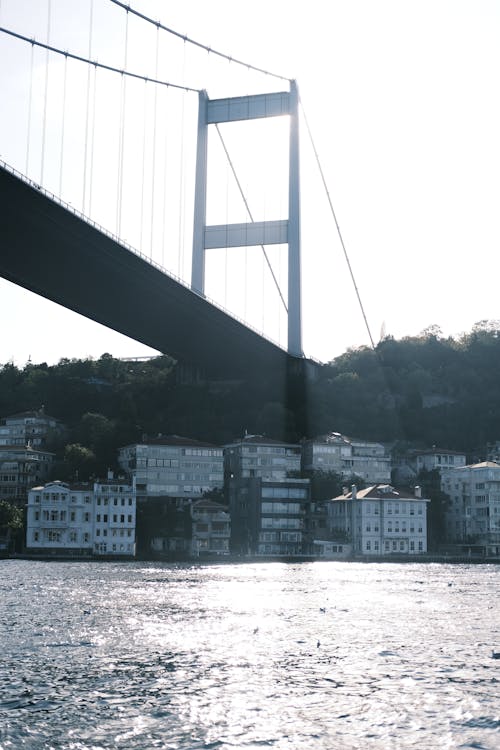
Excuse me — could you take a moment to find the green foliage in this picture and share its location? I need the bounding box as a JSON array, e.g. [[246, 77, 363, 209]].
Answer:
[[0, 500, 23, 531], [1, 323, 500, 474]]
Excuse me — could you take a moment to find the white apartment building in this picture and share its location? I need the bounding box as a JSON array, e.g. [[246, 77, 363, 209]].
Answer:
[[0, 410, 64, 448], [118, 435, 224, 500], [301, 432, 391, 484], [327, 484, 430, 556], [441, 461, 500, 556], [26, 476, 136, 557], [224, 434, 302, 482]]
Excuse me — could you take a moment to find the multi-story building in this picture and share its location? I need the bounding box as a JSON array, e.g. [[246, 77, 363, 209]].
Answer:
[[0, 445, 54, 505], [229, 476, 311, 557], [440, 461, 500, 556], [224, 434, 302, 482], [301, 432, 391, 484], [191, 498, 230, 557], [26, 475, 136, 557], [118, 435, 224, 500], [410, 449, 467, 474], [327, 484, 430, 556], [0, 409, 64, 448]]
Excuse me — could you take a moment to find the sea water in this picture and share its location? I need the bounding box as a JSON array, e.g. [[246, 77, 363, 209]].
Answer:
[[1, 560, 499, 749]]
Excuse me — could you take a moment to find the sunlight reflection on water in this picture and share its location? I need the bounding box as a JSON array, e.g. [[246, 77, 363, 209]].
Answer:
[[0, 560, 499, 749]]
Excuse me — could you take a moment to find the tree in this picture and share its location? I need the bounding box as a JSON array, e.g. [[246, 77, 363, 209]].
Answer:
[[62, 444, 97, 481], [0, 500, 23, 532]]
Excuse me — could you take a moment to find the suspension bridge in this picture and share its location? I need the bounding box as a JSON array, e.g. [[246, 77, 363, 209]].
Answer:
[[0, 0, 372, 379]]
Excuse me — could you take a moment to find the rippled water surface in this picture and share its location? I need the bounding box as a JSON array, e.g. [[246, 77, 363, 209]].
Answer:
[[1, 560, 499, 749]]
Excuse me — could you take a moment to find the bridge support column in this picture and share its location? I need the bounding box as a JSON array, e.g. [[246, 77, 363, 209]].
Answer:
[[191, 90, 208, 295], [191, 81, 303, 357]]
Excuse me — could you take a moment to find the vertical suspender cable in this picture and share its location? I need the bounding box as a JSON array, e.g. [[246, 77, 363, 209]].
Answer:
[[139, 78, 148, 252], [177, 41, 186, 278], [116, 10, 129, 236], [149, 25, 159, 260], [40, 0, 51, 185], [82, 0, 94, 213], [88, 63, 97, 217], [25, 40, 35, 176], [58, 53, 68, 196], [160, 90, 168, 269]]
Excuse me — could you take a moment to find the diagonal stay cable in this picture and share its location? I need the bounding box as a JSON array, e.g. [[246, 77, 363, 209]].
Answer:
[[108, 0, 291, 83], [0, 26, 200, 93], [299, 97, 376, 350], [215, 123, 288, 314]]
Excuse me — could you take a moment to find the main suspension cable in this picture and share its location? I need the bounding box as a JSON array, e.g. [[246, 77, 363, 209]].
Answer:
[[0, 27, 200, 93], [299, 98, 376, 350], [107, 0, 291, 83]]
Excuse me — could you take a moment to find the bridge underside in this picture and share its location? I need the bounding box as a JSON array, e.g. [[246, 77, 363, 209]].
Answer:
[[0, 166, 310, 381]]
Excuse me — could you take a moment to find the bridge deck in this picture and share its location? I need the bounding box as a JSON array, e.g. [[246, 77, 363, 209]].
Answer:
[[0, 165, 302, 379]]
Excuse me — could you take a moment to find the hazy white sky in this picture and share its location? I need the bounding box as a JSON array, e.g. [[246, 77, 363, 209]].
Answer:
[[1, 0, 499, 366]]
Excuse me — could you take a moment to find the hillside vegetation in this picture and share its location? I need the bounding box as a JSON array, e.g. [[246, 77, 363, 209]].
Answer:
[[1, 322, 500, 477]]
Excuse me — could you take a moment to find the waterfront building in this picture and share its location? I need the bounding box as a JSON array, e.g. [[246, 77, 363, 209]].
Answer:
[[0, 444, 54, 505], [301, 432, 391, 484], [118, 435, 224, 501], [118, 435, 224, 556], [393, 448, 467, 484], [440, 461, 500, 556], [224, 434, 301, 482], [26, 475, 136, 557], [327, 484, 430, 556], [0, 409, 65, 448], [191, 498, 230, 557], [229, 476, 311, 557]]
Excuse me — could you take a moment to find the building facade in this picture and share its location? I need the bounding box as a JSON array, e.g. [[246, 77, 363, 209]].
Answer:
[[224, 434, 302, 482], [26, 476, 136, 557], [229, 477, 311, 557], [301, 432, 391, 484], [440, 461, 500, 556], [118, 435, 224, 501], [191, 498, 230, 557], [0, 445, 54, 504], [0, 409, 64, 448], [327, 484, 430, 556]]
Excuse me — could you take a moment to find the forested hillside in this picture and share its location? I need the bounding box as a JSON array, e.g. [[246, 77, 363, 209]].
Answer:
[[1, 322, 500, 476]]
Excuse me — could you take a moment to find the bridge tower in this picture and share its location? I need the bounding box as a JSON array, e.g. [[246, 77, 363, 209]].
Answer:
[[191, 80, 302, 357]]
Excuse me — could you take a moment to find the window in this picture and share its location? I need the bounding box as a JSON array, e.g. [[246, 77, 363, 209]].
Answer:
[[120, 515, 124, 523], [96, 514, 101, 522], [127, 515, 132, 523], [366, 541, 371, 551]]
